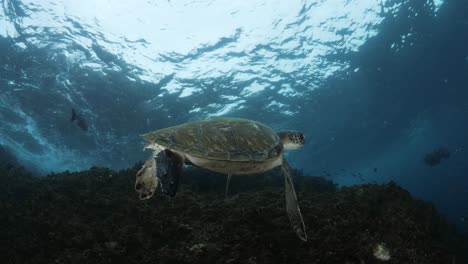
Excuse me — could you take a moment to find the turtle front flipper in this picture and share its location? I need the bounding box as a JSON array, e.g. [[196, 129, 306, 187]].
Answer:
[[135, 150, 160, 200], [157, 150, 183, 197], [281, 158, 307, 241]]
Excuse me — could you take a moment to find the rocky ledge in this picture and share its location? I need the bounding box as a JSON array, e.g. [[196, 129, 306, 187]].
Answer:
[[0, 164, 466, 264]]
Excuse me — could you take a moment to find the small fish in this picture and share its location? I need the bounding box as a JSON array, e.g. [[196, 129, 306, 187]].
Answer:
[[373, 168, 378, 173], [461, 217, 468, 226], [70, 108, 88, 131], [423, 147, 450, 167]]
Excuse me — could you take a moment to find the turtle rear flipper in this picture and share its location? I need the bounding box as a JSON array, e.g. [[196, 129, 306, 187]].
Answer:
[[135, 151, 159, 200], [282, 159, 307, 241]]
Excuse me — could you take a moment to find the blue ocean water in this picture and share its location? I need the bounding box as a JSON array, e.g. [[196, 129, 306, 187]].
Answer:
[[1, 0, 467, 230]]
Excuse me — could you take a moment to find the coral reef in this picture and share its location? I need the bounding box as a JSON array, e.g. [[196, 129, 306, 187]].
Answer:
[[0, 164, 466, 264]]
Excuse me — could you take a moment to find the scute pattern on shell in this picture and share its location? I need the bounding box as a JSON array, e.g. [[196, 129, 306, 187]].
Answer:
[[142, 118, 282, 162]]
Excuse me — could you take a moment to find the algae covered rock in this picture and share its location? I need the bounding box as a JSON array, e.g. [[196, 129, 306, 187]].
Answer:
[[0, 164, 466, 264]]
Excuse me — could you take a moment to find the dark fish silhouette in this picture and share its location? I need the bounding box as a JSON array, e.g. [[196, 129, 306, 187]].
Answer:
[[461, 217, 468, 227], [423, 147, 450, 167], [70, 108, 88, 131]]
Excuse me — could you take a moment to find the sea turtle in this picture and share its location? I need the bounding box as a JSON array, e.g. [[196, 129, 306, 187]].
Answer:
[[135, 117, 307, 241]]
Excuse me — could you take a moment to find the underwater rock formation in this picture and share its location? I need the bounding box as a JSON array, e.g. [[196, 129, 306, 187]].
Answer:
[[0, 164, 466, 263]]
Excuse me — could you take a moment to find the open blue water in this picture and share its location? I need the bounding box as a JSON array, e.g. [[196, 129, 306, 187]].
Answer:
[[1, 0, 467, 229]]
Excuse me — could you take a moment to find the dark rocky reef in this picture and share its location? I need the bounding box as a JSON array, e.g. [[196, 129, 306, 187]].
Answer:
[[0, 145, 19, 171], [1, 165, 466, 264]]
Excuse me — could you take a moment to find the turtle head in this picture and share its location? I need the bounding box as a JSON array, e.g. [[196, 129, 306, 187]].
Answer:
[[278, 131, 305, 150]]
